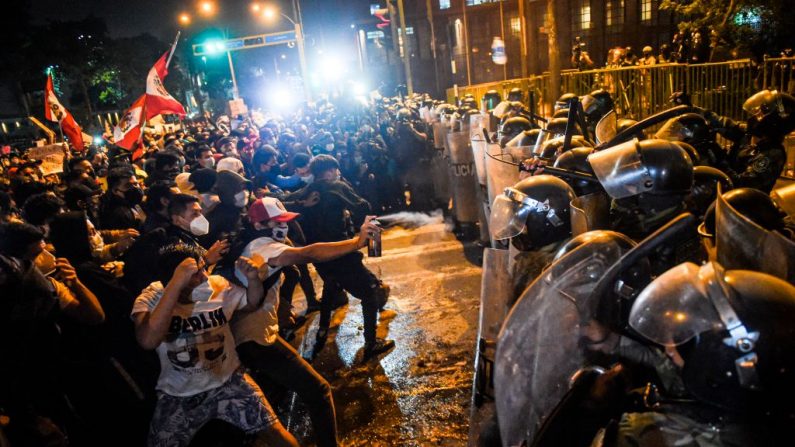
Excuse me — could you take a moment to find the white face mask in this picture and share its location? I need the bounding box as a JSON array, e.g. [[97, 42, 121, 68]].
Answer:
[[234, 190, 249, 208], [189, 214, 210, 236], [200, 157, 215, 168], [89, 231, 105, 258], [271, 223, 289, 242], [325, 143, 335, 152], [300, 174, 314, 184]]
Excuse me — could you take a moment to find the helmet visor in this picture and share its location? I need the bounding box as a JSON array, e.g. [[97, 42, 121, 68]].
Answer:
[[580, 95, 596, 114], [588, 139, 653, 199], [595, 110, 617, 144], [490, 193, 529, 240], [629, 263, 724, 346], [743, 90, 778, 117], [654, 119, 692, 142]]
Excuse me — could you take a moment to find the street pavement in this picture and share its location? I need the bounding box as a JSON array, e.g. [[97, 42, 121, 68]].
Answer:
[[283, 216, 483, 446]]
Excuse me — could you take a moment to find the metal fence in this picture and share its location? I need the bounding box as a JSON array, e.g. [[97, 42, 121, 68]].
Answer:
[[448, 57, 795, 122]]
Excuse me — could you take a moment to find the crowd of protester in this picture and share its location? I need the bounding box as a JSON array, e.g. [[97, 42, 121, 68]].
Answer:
[[0, 93, 437, 446]]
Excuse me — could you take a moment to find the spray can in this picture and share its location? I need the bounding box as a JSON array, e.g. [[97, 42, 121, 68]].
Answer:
[[368, 219, 382, 257]]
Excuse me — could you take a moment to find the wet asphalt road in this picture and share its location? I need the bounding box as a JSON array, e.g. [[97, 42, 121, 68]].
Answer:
[[282, 220, 483, 446]]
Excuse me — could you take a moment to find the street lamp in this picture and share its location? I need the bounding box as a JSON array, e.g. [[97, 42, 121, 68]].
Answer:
[[260, 5, 310, 102], [198, 1, 216, 17], [178, 13, 191, 26]]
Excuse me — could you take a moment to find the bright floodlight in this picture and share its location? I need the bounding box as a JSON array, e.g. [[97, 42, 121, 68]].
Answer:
[[204, 39, 225, 55], [352, 82, 367, 95], [263, 6, 276, 20], [93, 136, 104, 145], [251, 2, 261, 13], [178, 13, 191, 25], [321, 56, 346, 82]]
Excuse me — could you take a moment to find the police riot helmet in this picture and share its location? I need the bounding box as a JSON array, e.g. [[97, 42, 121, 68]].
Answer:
[[588, 139, 693, 199], [507, 87, 524, 103], [553, 229, 635, 262], [552, 109, 570, 119], [655, 113, 713, 145], [554, 93, 578, 111], [742, 89, 795, 139], [581, 89, 614, 125], [499, 116, 533, 147], [630, 261, 795, 416], [516, 129, 543, 147], [483, 90, 502, 111], [489, 175, 576, 251], [616, 118, 644, 139], [396, 108, 413, 122], [535, 135, 592, 160], [553, 147, 601, 196], [546, 117, 577, 136], [698, 187, 787, 239], [461, 97, 479, 110]]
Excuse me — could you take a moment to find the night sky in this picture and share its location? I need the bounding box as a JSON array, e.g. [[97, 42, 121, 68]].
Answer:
[[30, 0, 374, 42]]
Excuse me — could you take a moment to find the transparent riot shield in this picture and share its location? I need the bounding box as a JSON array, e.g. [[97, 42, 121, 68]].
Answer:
[[494, 237, 633, 447], [485, 144, 520, 208], [595, 110, 617, 145], [447, 130, 479, 224], [433, 121, 448, 151], [715, 189, 795, 283], [570, 192, 611, 236], [472, 248, 513, 404], [471, 136, 488, 187]]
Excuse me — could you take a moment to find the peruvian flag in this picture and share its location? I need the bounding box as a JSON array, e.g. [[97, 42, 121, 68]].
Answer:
[[44, 74, 85, 150], [113, 94, 146, 151], [145, 47, 186, 119]]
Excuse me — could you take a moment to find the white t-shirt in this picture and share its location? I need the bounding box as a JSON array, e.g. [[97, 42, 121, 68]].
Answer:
[[131, 275, 247, 397], [232, 237, 290, 346]]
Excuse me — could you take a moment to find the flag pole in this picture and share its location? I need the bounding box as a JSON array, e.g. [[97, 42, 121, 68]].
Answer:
[[165, 31, 181, 69]]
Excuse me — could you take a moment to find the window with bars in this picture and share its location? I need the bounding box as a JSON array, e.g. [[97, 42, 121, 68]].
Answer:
[[510, 17, 521, 36], [572, 0, 592, 30], [607, 0, 625, 27], [641, 0, 653, 23]]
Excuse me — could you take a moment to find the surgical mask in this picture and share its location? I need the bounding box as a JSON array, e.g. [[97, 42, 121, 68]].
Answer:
[[200, 193, 220, 210], [271, 224, 289, 242], [89, 231, 105, 258], [325, 143, 335, 152], [300, 174, 314, 184], [234, 190, 249, 208], [200, 157, 215, 168], [333, 173, 341, 182], [189, 214, 210, 236]]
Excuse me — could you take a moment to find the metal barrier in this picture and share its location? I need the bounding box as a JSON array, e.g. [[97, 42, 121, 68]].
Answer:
[[448, 57, 795, 122]]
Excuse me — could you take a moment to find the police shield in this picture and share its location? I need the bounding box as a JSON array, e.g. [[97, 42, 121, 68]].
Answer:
[[447, 130, 479, 224], [595, 110, 617, 145], [433, 120, 447, 151], [471, 116, 488, 187], [494, 236, 633, 446], [472, 248, 513, 404], [570, 192, 611, 236], [485, 144, 520, 209], [715, 188, 795, 283], [771, 182, 795, 219]]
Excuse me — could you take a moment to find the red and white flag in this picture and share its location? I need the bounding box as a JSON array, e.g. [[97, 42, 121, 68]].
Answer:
[[145, 48, 186, 119], [44, 73, 85, 150], [113, 94, 146, 150]]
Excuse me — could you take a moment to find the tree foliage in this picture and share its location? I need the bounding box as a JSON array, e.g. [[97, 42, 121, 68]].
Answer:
[[661, 0, 795, 58]]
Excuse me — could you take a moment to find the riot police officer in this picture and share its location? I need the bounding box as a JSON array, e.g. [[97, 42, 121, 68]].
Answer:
[[489, 175, 576, 301], [701, 89, 795, 192]]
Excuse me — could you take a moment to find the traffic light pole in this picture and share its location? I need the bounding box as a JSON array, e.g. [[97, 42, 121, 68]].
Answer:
[[227, 51, 239, 99], [295, 23, 312, 102]]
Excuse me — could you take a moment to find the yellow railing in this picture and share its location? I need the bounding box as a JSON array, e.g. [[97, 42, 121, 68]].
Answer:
[[448, 57, 795, 122]]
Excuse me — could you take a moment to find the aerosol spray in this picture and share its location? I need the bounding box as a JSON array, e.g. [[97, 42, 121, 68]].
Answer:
[[368, 219, 382, 257]]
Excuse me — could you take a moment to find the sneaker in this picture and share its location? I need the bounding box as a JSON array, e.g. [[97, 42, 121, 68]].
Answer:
[[363, 338, 395, 360]]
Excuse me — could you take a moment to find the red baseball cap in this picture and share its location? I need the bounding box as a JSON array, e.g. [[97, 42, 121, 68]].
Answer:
[[248, 197, 299, 224]]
